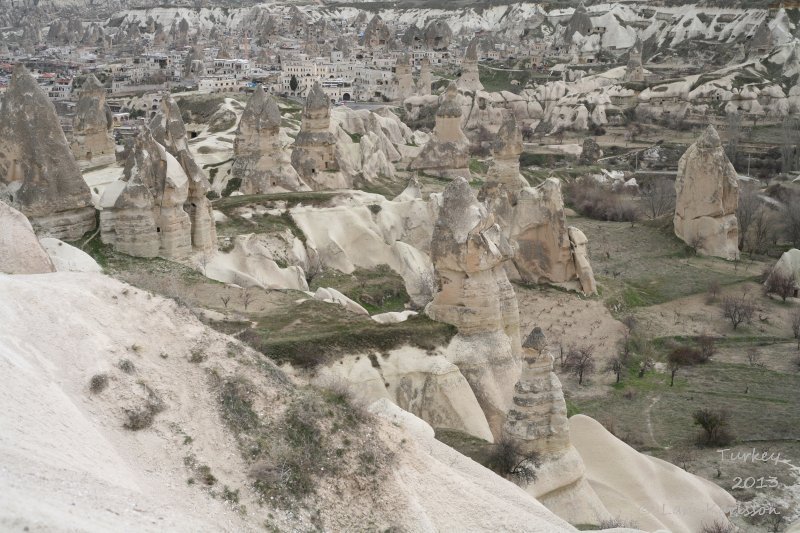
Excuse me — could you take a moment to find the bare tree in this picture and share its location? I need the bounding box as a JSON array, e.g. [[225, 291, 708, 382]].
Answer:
[[781, 115, 800, 173], [241, 287, 254, 311], [220, 294, 231, 310], [746, 206, 780, 255], [640, 177, 676, 219], [564, 345, 596, 385], [693, 408, 734, 446], [707, 280, 721, 304], [696, 335, 716, 363], [638, 356, 655, 378], [764, 270, 796, 302], [606, 357, 624, 384], [746, 347, 763, 368], [792, 309, 800, 350], [784, 198, 800, 247], [736, 185, 761, 250], [667, 347, 700, 386], [722, 294, 755, 330], [726, 112, 741, 166], [487, 436, 542, 486]]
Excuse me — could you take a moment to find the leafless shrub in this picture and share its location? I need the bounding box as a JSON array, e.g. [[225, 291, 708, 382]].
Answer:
[[764, 270, 796, 302], [241, 287, 254, 311], [746, 347, 763, 368], [123, 383, 165, 431], [693, 408, 734, 447], [700, 519, 735, 533], [640, 177, 676, 219], [89, 374, 109, 394], [564, 344, 596, 385], [220, 295, 231, 310], [696, 335, 716, 363], [722, 294, 755, 330], [486, 435, 542, 487], [707, 280, 721, 304]]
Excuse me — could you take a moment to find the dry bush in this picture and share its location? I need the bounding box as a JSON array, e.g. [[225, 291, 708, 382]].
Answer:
[[764, 270, 796, 302], [486, 435, 542, 487], [693, 408, 734, 447], [707, 280, 721, 304], [640, 177, 676, 219], [722, 294, 755, 330], [564, 344, 596, 385], [599, 518, 640, 529], [89, 373, 109, 394], [564, 180, 639, 224], [700, 519, 735, 533]]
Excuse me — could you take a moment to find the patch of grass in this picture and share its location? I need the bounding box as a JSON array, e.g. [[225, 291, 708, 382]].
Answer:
[[469, 158, 488, 175], [222, 177, 242, 197], [242, 301, 456, 369], [218, 376, 260, 433], [309, 265, 409, 314]]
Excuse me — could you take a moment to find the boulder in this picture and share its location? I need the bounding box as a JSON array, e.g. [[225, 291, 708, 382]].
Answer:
[[0, 200, 56, 274], [39, 238, 102, 273], [0, 66, 95, 240], [674, 126, 740, 260]]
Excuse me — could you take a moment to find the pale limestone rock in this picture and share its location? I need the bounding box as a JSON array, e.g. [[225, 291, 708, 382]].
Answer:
[[320, 347, 494, 442], [417, 58, 432, 96], [0, 66, 95, 240], [39, 238, 102, 273], [150, 93, 217, 253], [409, 82, 471, 178], [427, 178, 521, 438], [99, 127, 192, 259], [314, 287, 369, 315], [70, 74, 115, 169], [457, 38, 484, 92], [363, 14, 391, 50], [232, 86, 308, 194], [487, 114, 528, 190], [291, 82, 347, 190], [624, 36, 645, 83], [504, 327, 611, 526], [392, 53, 414, 102], [578, 137, 603, 165], [0, 200, 55, 274], [674, 126, 740, 260]]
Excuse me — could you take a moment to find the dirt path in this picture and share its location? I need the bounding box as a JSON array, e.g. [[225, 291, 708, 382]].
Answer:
[[645, 395, 662, 449]]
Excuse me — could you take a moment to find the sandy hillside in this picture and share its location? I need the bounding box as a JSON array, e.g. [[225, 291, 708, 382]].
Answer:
[[0, 272, 601, 532]]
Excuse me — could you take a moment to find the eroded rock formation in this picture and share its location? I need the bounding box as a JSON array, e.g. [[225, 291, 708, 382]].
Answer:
[[674, 125, 740, 260], [392, 53, 414, 102], [427, 177, 521, 437], [99, 126, 192, 259], [292, 82, 347, 190], [149, 93, 217, 253], [578, 137, 603, 165], [457, 38, 484, 92], [0, 65, 95, 240], [0, 200, 55, 274], [503, 327, 610, 525], [70, 74, 115, 168], [232, 86, 308, 194], [624, 36, 645, 83], [409, 82, 470, 178], [480, 116, 597, 295], [418, 58, 432, 96]]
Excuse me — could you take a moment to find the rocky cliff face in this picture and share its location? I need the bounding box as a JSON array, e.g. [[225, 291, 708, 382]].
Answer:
[[149, 93, 217, 253], [232, 86, 308, 194], [674, 125, 740, 260], [427, 178, 521, 438], [70, 74, 115, 168], [0, 65, 95, 240]]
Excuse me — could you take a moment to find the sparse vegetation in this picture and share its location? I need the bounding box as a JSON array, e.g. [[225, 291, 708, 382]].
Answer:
[[693, 408, 734, 447], [485, 435, 541, 486], [89, 373, 109, 394]]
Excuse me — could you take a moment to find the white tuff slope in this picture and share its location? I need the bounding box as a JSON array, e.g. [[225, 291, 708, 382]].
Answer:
[[0, 271, 601, 532]]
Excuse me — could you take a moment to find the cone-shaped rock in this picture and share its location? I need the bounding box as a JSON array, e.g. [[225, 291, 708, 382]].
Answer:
[[0, 65, 95, 240]]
